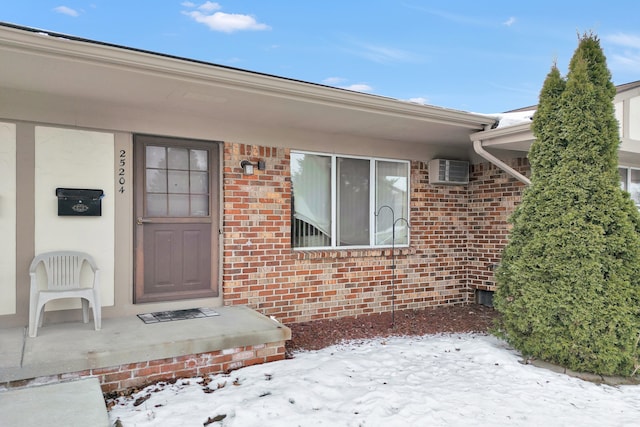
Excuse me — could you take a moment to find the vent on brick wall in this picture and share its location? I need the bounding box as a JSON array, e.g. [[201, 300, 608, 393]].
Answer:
[[476, 290, 494, 307], [428, 159, 469, 185]]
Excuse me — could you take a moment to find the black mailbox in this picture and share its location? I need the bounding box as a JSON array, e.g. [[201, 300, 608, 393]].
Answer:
[[55, 188, 104, 216]]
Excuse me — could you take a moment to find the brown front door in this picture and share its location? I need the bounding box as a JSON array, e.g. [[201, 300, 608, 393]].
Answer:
[[134, 135, 219, 303]]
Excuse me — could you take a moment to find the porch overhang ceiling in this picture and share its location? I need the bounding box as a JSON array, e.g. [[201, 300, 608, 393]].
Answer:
[[470, 118, 640, 166], [0, 23, 497, 147]]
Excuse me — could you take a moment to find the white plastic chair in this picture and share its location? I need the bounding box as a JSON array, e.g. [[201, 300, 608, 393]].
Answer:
[[29, 251, 101, 337]]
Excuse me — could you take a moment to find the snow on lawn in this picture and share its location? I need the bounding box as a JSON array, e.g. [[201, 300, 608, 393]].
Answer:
[[108, 334, 640, 426]]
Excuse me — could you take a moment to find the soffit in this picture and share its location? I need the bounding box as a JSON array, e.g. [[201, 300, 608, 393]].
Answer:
[[0, 24, 496, 147]]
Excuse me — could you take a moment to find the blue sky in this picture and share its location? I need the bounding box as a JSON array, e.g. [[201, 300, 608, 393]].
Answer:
[[2, 1, 640, 113]]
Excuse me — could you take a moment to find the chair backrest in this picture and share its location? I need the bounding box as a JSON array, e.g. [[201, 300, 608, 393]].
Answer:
[[30, 251, 98, 291]]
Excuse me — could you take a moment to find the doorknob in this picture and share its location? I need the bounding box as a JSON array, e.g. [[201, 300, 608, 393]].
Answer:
[[136, 217, 152, 225]]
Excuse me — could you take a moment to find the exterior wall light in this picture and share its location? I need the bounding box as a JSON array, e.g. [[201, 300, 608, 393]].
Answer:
[[240, 160, 265, 175]]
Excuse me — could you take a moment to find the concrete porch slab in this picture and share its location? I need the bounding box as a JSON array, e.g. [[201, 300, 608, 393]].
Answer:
[[0, 305, 290, 383], [0, 377, 109, 427]]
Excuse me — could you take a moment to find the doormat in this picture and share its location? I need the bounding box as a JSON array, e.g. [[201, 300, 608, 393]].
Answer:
[[137, 307, 220, 324]]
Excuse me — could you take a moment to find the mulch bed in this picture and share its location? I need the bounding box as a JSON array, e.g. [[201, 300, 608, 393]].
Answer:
[[285, 304, 499, 356]]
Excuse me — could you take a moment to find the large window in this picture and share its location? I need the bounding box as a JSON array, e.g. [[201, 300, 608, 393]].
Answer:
[[619, 166, 640, 208], [291, 151, 409, 249]]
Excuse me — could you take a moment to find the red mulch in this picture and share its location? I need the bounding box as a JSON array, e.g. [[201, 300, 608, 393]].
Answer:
[[285, 304, 499, 356]]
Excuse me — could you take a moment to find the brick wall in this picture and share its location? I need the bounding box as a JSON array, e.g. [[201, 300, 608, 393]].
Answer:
[[411, 160, 471, 304], [467, 158, 529, 292], [3, 151, 528, 395], [1, 151, 529, 397], [2, 341, 286, 394], [223, 143, 477, 324]]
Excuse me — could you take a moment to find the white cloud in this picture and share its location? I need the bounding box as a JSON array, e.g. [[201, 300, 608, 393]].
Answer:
[[322, 77, 346, 85], [182, 2, 270, 33], [355, 42, 419, 64], [604, 32, 640, 72], [362, 45, 416, 63], [222, 56, 241, 64], [610, 52, 640, 69], [198, 1, 221, 12], [181, 1, 196, 7], [323, 77, 372, 93], [342, 83, 373, 92], [503, 16, 516, 27], [53, 6, 79, 17], [605, 32, 640, 49], [412, 7, 489, 27], [406, 97, 429, 105]]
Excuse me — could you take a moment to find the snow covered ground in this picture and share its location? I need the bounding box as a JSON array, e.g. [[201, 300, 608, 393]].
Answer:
[[108, 334, 640, 426]]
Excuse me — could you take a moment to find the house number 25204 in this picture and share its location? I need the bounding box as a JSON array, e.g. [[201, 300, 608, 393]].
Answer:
[[118, 149, 126, 193]]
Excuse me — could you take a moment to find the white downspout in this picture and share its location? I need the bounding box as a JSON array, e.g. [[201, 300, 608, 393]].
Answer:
[[472, 139, 531, 185]]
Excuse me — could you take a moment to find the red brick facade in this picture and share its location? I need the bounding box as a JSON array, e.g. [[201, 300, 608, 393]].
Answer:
[[3, 341, 286, 393], [468, 159, 529, 292], [2, 147, 528, 395], [223, 142, 530, 323]]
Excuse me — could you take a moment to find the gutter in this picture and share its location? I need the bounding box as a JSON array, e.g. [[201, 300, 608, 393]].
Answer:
[[472, 139, 531, 185]]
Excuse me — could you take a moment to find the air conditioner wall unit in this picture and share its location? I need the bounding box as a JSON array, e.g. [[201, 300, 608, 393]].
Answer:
[[428, 159, 469, 185]]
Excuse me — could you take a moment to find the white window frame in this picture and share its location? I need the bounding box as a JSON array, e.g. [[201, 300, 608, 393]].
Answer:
[[619, 165, 640, 208], [291, 150, 410, 250]]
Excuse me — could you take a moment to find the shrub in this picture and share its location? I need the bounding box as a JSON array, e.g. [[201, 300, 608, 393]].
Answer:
[[494, 33, 640, 376]]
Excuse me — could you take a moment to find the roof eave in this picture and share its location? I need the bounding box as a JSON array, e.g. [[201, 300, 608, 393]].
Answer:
[[0, 22, 495, 130]]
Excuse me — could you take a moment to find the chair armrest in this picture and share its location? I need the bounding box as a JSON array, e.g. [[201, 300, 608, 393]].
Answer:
[[92, 268, 101, 290], [29, 271, 39, 294]]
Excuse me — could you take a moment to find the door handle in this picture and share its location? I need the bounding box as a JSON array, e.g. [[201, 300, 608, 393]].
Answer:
[[136, 217, 152, 225]]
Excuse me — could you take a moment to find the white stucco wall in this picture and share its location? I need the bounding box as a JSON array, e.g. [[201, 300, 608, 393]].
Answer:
[[615, 101, 623, 137], [34, 126, 115, 310], [0, 122, 16, 315], [630, 97, 640, 141]]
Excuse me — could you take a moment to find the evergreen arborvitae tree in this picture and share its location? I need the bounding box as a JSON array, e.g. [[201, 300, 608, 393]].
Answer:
[[494, 33, 640, 376]]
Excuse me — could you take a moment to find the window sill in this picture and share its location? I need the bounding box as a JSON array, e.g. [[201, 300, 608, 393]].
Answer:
[[292, 246, 415, 260]]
